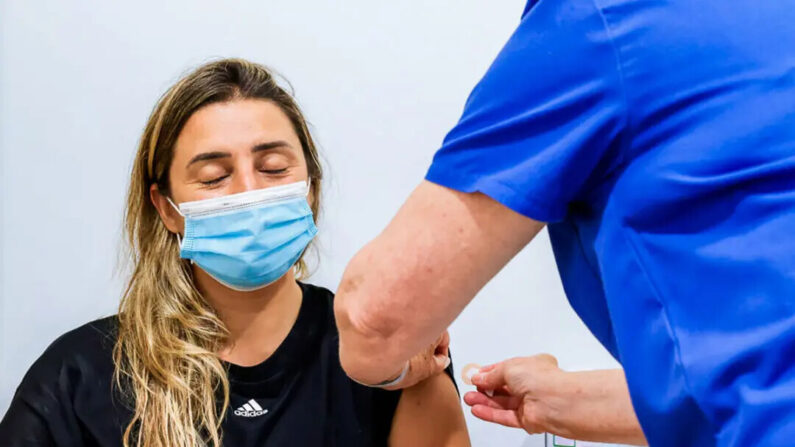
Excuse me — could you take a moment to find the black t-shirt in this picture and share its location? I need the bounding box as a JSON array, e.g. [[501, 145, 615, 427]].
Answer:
[[0, 283, 454, 446]]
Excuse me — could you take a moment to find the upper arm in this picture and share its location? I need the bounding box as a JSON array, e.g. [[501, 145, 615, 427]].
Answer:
[[0, 334, 89, 446], [0, 392, 58, 446], [388, 372, 470, 447]]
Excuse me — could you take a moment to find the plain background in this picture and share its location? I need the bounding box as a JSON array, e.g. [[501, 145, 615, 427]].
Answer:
[[0, 1, 624, 445]]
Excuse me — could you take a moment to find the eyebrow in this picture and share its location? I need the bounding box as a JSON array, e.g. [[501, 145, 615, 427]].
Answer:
[[252, 140, 292, 153], [187, 151, 229, 167], [186, 140, 293, 167]]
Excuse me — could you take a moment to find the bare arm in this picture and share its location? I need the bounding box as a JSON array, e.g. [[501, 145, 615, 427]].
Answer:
[[468, 357, 646, 445], [389, 374, 471, 447], [334, 180, 544, 384], [550, 369, 646, 445]]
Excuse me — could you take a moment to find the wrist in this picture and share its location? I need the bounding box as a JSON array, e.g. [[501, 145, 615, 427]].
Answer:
[[351, 361, 409, 389], [544, 370, 646, 445], [539, 370, 581, 435]]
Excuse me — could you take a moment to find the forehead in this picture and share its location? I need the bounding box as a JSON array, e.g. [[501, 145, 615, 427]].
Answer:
[[175, 99, 301, 154]]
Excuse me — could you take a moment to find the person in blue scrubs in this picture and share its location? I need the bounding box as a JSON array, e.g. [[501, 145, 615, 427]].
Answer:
[[333, 0, 795, 445]]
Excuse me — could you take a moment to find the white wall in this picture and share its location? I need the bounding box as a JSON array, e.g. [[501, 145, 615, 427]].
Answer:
[[0, 1, 621, 446]]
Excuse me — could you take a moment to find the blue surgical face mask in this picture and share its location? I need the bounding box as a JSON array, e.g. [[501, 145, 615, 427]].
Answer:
[[168, 180, 317, 291]]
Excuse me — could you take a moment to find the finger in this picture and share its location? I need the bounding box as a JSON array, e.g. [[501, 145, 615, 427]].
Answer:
[[477, 385, 512, 397], [433, 353, 451, 373], [470, 405, 522, 429], [479, 363, 497, 373], [472, 361, 508, 390], [464, 391, 521, 410], [439, 331, 450, 349], [464, 392, 508, 410], [434, 331, 451, 356], [433, 331, 445, 347], [473, 390, 521, 409], [437, 342, 450, 358], [434, 341, 449, 357]]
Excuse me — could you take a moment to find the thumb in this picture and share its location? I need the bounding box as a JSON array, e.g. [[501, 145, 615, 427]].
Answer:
[[434, 353, 451, 373], [536, 353, 559, 368], [471, 362, 508, 390], [436, 331, 451, 356]]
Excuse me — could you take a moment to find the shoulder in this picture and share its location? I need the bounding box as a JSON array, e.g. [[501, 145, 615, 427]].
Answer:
[[50, 315, 118, 350], [298, 281, 335, 321], [17, 316, 118, 394], [1, 317, 122, 442], [41, 316, 118, 364], [299, 281, 335, 301]]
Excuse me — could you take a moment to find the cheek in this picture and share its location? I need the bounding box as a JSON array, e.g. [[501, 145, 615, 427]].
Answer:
[[167, 180, 200, 203], [287, 158, 310, 182], [165, 161, 192, 202], [294, 148, 311, 175]]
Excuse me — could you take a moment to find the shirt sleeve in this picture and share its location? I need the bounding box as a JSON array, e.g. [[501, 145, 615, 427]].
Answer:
[[426, 0, 627, 222], [0, 392, 58, 446], [0, 340, 86, 447]]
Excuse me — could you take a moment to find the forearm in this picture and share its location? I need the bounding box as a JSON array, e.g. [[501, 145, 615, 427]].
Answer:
[[335, 181, 544, 384], [545, 369, 646, 446], [335, 243, 418, 384], [335, 235, 462, 384]]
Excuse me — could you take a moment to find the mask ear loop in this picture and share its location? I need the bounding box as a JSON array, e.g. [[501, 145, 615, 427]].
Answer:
[[166, 197, 185, 248]]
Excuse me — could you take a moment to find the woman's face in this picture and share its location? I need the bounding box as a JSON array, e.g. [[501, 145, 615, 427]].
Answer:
[[153, 98, 309, 234]]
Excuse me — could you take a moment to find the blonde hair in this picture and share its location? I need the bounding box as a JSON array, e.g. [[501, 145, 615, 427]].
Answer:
[[113, 58, 323, 447]]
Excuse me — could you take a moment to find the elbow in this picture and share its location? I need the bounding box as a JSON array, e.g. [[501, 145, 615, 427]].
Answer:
[[334, 302, 387, 383], [334, 256, 403, 383]]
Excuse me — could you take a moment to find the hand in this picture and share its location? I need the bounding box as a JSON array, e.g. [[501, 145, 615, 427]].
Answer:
[[465, 354, 562, 433], [382, 331, 451, 391], [464, 355, 647, 445]]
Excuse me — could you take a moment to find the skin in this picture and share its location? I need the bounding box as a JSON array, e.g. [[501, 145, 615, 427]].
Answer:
[[468, 355, 646, 445], [150, 99, 470, 446], [334, 181, 646, 444]]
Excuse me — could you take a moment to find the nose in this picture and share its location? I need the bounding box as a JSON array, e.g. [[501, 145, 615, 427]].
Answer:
[[227, 161, 259, 195]]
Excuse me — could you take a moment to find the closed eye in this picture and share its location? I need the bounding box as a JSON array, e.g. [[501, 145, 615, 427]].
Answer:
[[200, 175, 230, 185], [260, 168, 288, 175]]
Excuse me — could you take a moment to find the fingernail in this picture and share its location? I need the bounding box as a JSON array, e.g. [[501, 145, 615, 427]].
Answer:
[[444, 357, 451, 369]]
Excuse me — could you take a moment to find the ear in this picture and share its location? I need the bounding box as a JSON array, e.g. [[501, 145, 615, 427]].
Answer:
[[307, 179, 318, 211], [308, 189, 316, 210], [150, 184, 184, 235]]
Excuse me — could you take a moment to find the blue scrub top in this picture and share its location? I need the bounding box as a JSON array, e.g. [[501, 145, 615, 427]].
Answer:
[[426, 0, 795, 445]]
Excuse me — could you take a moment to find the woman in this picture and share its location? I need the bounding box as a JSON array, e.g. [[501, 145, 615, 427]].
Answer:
[[0, 59, 469, 447]]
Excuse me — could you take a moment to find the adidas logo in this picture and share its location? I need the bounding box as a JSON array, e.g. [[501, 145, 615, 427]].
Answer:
[[233, 399, 268, 417]]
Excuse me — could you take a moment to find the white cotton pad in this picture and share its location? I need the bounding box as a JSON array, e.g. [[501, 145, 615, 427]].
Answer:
[[461, 363, 482, 386]]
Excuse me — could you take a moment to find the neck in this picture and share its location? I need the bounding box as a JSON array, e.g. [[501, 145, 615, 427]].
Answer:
[[194, 268, 303, 367]]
